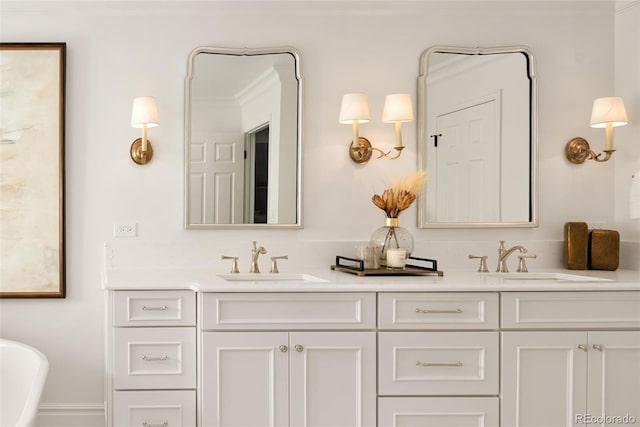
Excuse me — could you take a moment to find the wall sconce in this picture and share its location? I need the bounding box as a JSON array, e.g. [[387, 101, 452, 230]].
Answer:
[[339, 93, 413, 164], [130, 96, 159, 165], [565, 96, 628, 164]]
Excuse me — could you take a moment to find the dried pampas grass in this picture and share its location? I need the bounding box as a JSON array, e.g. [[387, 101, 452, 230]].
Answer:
[[371, 170, 427, 218]]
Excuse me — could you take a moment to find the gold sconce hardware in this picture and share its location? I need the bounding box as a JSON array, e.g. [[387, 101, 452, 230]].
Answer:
[[130, 96, 159, 165], [565, 137, 614, 164], [565, 97, 627, 164], [130, 138, 155, 165], [350, 137, 374, 163], [340, 93, 413, 164]]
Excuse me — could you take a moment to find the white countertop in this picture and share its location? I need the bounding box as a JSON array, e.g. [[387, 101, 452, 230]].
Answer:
[[102, 267, 640, 292]]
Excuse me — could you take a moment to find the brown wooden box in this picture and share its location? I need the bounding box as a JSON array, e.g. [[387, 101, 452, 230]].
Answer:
[[564, 222, 589, 270], [589, 229, 620, 271]]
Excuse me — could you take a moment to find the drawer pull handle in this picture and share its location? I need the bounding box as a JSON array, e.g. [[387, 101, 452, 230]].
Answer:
[[416, 360, 463, 367], [142, 422, 168, 427], [415, 308, 463, 314], [142, 305, 168, 311], [142, 355, 169, 362]]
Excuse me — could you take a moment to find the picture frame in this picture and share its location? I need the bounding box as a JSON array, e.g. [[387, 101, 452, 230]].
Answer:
[[0, 42, 66, 298]]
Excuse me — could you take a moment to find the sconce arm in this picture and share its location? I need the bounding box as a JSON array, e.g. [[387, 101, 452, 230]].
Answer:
[[372, 146, 404, 160], [589, 149, 615, 163]]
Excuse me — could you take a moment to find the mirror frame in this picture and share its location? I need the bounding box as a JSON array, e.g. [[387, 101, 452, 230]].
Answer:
[[184, 46, 303, 229], [417, 45, 538, 229]]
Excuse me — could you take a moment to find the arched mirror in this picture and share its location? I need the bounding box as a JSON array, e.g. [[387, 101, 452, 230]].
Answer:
[[417, 46, 537, 228], [184, 47, 302, 229]]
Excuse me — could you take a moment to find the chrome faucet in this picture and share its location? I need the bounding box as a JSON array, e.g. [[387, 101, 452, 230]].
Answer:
[[496, 240, 528, 273], [250, 241, 267, 273]]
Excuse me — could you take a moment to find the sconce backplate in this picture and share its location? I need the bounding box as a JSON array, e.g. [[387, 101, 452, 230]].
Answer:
[[349, 137, 373, 164], [565, 137, 590, 164], [130, 138, 154, 165]]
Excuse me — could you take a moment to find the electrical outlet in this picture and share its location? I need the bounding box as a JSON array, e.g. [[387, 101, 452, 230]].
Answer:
[[114, 223, 137, 238]]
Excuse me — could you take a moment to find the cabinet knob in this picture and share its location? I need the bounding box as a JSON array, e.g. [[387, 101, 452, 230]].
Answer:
[[578, 344, 589, 352], [295, 344, 304, 352], [279, 345, 288, 353], [593, 344, 604, 352]]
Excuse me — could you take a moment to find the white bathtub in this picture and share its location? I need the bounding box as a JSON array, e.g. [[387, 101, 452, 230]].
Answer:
[[0, 339, 49, 427]]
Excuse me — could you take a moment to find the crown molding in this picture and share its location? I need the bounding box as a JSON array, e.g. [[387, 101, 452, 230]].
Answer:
[[0, 0, 613, 17]]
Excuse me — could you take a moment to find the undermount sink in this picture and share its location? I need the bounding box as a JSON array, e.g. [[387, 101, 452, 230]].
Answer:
[[218, 273, 329, 283], [488, 272, 613, 282]]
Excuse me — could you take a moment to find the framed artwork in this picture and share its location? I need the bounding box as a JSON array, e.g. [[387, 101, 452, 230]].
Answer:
[[1, 43, 66, 298]]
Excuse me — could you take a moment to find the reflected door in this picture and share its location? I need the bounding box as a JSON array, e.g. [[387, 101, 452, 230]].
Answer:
[[190, 132, 244, 224], [434, 100, 499, 222]]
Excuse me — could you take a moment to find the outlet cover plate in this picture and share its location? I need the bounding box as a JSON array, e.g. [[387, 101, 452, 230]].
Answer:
[[114, 223, 137, 238]]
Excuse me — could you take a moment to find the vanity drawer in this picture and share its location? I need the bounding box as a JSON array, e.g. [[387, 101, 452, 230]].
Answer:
[[201, 292, 376, 330], [113, 290, 196, 327], [378, 397, 499, 427], [113, 327, 196, 390], [378, 332, 499, 396], [502, 291, 640, 329], [378, 292, 499, 330], [113, 390, 195, 427]]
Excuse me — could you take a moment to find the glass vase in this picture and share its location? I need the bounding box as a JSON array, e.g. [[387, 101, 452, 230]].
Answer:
[[369, 217, 414, 267]]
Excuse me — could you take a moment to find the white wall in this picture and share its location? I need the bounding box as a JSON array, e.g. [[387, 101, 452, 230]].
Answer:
[[0, 1, 635, 425]]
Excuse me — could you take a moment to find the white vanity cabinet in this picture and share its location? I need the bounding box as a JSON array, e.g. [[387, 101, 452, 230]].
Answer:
[[104, 273, 640, 427], [501, 292, 640, 427], [377, 293, 500, 427], [199, 293, 377, 427], [107, 290, 197, 427]]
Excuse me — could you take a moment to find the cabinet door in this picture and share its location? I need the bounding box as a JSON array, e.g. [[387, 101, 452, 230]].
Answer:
[[201, 332, 289, 427], [587, 331, 640, 424], [502, 332, 588, 427], [113, 327, 196, 390], [113, 390, 195, 427], [289, 332, 376, 427], [378, 331, 499, 396], [378, 397, 499, 427]]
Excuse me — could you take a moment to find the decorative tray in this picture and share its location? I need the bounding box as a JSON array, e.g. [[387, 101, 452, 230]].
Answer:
[[331, 255, 444, 277]]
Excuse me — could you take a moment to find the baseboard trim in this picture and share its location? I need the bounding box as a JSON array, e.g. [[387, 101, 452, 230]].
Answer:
[[38, 403, 105, 427]]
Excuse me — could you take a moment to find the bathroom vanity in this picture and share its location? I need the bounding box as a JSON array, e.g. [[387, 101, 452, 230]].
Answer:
[[103, 269, 640, 427]]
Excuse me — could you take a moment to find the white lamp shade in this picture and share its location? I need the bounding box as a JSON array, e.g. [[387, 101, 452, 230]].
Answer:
[[382, 93, 413, 123], [131, 96, 159, 128], [590, 96, 628, 128], [339, 93, 370, 124]]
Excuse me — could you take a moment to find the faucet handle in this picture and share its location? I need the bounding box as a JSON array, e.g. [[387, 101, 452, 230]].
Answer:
[[468, 254, 489, 273], [221, 255, 240, 273], [516, 254, 537, 273], [270, 255, 288, 273]]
